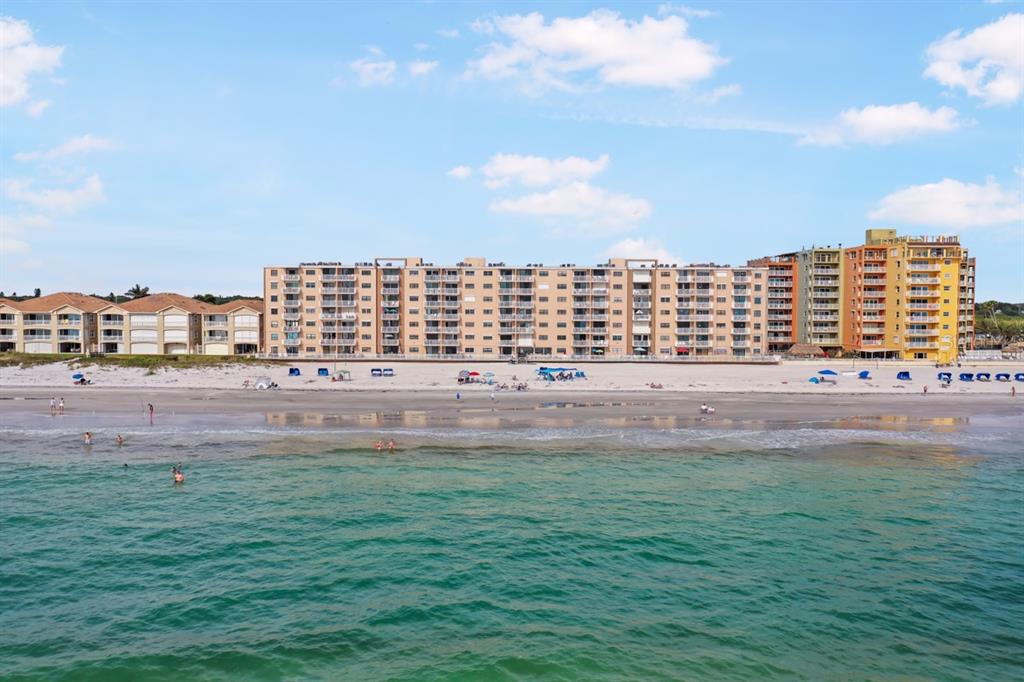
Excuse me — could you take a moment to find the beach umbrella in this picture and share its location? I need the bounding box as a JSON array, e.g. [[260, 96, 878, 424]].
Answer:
[[72, 373, 84, 379], [818, 369, 838, 376], [468, 371, 480, 376]]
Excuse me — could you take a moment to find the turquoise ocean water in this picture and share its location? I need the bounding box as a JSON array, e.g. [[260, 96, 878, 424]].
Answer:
[[2, 419, 1022, 680]]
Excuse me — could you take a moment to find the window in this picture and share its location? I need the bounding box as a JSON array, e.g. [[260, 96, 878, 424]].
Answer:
[[305, 282, 315, 288], [270, 295, 278, 302]]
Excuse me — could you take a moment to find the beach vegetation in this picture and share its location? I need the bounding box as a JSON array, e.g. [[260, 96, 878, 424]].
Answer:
[[0, 352, 271, 371]]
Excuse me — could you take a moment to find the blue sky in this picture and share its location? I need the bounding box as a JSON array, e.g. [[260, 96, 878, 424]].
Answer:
[[1, 1, 1021, 299]]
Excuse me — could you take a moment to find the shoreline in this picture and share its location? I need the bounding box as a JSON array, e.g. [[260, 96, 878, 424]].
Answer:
[[3, 386, 1021, 429]]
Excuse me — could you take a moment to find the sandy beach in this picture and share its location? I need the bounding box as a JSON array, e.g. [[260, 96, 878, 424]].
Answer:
[[2, 358, 1022, 397]]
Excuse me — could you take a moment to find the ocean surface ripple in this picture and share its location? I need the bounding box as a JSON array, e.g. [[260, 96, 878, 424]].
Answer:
[[2, 427, 1022, 680]]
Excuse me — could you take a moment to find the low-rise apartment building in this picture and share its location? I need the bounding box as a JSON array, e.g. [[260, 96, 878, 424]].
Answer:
[[843, 229, 974, 363], [262, 259, 770, 359], [0, 293, 110, 354], [0, 292, 262, 355]]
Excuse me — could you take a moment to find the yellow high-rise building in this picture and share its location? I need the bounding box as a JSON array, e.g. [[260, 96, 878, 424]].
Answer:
[[844, 229, 974, 363]]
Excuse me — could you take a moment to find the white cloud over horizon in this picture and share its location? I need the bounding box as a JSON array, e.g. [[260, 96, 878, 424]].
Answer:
[[602, 236, 682, 264], [408, 60, 439, 77], [924, 13, 1024, 105], [465, 9, 726, 92], [490, 181, 651, 230], [800, 102, 964, 146], [870, 176, 1023, 229], [3, 174, 106, 213], [481, 153, 610, 188], [446, 165, 473, 179], [14, 134, 115, 162], [350, 55, 397, 86], [0, 16, 63, 108]]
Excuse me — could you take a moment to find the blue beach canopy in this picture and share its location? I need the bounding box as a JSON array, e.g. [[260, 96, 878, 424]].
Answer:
[[72, 373, 84, 379], [818, 369, 838, 376]]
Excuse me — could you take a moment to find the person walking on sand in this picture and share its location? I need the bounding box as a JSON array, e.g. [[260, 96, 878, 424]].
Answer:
[[59, 397, 65, 415]]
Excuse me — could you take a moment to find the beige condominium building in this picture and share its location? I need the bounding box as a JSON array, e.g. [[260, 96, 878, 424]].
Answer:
[[263, 258, 769, 359], [0, 292, 262, 355], [843, 229, 975, 363], [756, 246, 845, 354], [0, 292, 108, 354]]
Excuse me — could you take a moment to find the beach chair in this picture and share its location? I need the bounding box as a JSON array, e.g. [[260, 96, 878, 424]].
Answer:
[[976, 372, 991, 382], [382, 368, 394, 377], [1015, 373, 1024, 382], [317, 367, 329, 377], [288, 367, 301, 377], [896, 371, 911, 381], [858, 370, 870, 380], [371, 368, 383, 377], [959, 373, 974, 382], [996, 373, 1010, 382], [937, 372, 952, 382]]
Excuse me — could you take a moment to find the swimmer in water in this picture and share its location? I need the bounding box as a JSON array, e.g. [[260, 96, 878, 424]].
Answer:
[[83, 431, 93, 445], [171, 465, 185, 484], [115, 434, 124, 446], [375, 440, 384, 452], [700, 402, 709, 414], [387, 439, 395, 452]]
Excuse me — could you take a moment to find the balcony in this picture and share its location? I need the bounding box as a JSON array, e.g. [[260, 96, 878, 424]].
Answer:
[[443, 275, 460, 283], [907, 303, 940, 311], [100, 317, 124, 327], [381, 313, 401, 321], [632, 301, 651, 309], [283, 338, 301, 346], [22, 318, 52, 326], [908, 276, 940, 285], [677, 314, 713, 322], [906, 341, 938, 349], [732, 315, 750, 322], [283, 313, 301, 321], [282, 274, 300, 282], [381, 275, 400, 283], [732, 302, 751, 309], [909, 262, 941, 271], [321, 313, 357, 321], [908, 289, 940, 298], [862, 278, 886, 285], [908, 315, 939, 323]]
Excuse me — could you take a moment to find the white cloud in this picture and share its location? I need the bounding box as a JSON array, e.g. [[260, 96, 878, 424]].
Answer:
[[657, 3, 718, 19], [409, 60, 439, 77], [924, 13, 1024, 105], [437, 28, 460, 39], [447, 165, 473, 179], [14, 134, 115, 162], [3, 174, 105, 213], [695, 83, 741, 104], [26, 98, 51, 117], [0, 17, 63, 107], [0, 214, 50, 255], [349, 57, 396, 86], [490, 181, 651, 230], [470, 19, 495, 35], [481, 153, 610, 188], [414, 42, 430, 51], [603, 236, 682, 264], [800, 102, 963, 146], [466, 9, 725, 91], [869, 176, 1023, 228]]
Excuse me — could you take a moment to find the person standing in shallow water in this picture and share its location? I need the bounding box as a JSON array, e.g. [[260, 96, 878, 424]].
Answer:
[[59, 397, 65, 415], [148, 403, 154, 423]]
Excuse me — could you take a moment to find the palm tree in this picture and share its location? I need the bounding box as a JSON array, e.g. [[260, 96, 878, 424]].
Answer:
[[125, 284, 150, 299]]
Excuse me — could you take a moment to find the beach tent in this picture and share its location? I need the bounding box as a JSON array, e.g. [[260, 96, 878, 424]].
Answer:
[[996, 373, 1010, 382], [382, 368, 394, 377], [458, 370, 471, 379], [317, 367, 329, 376], [896, 371, 912, 381], [332, 370, 351, 381], [371, 368, 383, 377], [976, 372, 991, 382], [288, 367, 301, 376], [818, 369, 838, 376], [72, 373, 84, 380], [857, 370, 870, 380], [937, 372, 953, 382], [1015, 373, 1024, 382], [254, 376, 274, 390], [959, 373, 974, 382], [786, 343, 825, 358]]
